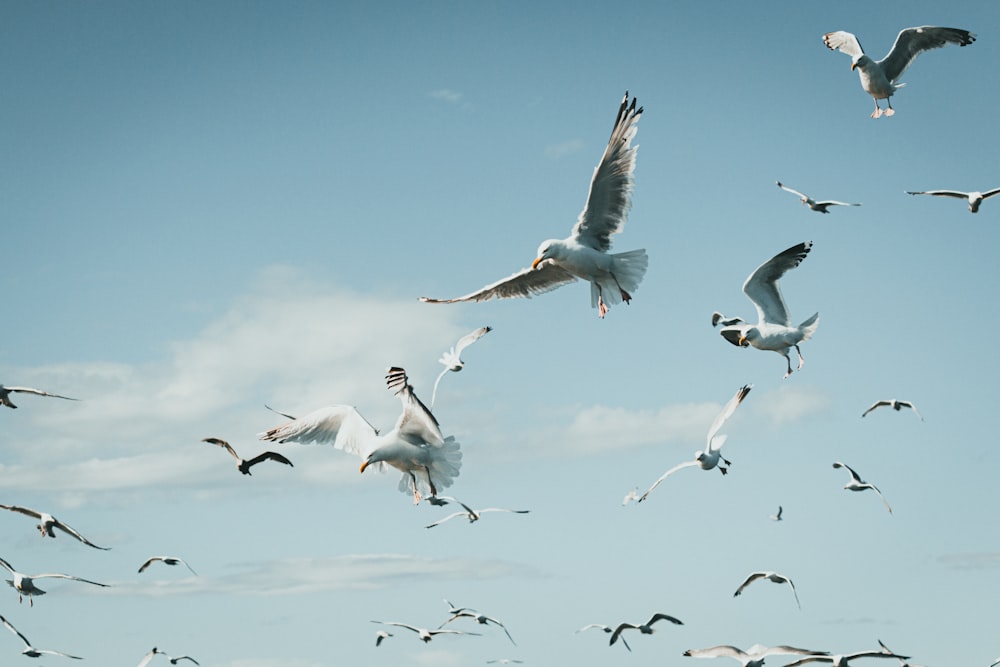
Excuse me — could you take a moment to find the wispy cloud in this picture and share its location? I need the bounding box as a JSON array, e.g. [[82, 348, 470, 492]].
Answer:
[[544, 139, 584, 159], [427, 89, 463, 104]]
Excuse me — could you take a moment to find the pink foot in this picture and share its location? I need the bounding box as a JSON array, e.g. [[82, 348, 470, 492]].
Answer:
[[871, 108, 883, 119], [884, 108, 895, 117], [598, 296, 608, 318]]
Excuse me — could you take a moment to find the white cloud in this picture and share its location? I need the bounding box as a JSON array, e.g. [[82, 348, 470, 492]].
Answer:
[[544, 138, 584, 159], [427, 89, 463, 104]]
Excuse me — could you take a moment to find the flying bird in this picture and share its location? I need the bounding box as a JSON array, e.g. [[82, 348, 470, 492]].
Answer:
[[0, 504, 109, 550], [440, 607, 516, 645], [861, 400, 923, 421], [0, 385, 78, 409], [609, 613, 683, 650], [823, 26, 976, 118], [622, 487, 640, 506], [0, 613, 82, 659], [374, 630, 393, 647], [784, 650, 910, 667], [733, 571, 801, 609], [136, 647, 167, 667], [430, 326, 492, 408], [715, 241, 818, 378], [638, 384, 752, 502], [577, 624, 631, 652], [137, 556, 198, 576], [201, 437, 294, 475], [0, 556, 109, 606], [371, 621, 480, 643], [167, 656, 199, 666], [878, 639, 926, 667], [420, 92, 648, 318], [684, 644, 830, 667], [259, 367, 462, 504], [833, 462, 893, 514], [906, 188, 1000, 213], [776, 182, 861, 213], [425, 498, 529, 529], [487, 660, 524, 665], [769, 505, 783, 521]]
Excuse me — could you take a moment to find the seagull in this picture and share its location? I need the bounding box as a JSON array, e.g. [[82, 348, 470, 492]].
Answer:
[[201, 437, 294, 475], [371, 621, 480, 643], [425, 498, 529, 529], [733, 571, 801, 609], [684, 644, 830, 667], [833, 462, 892, 514], [769, 505, 783, 521], [0, 504, 110, 550], [861, 400, 923, 421], [0, 613, 82, 659], [430, 326, 492, 408], [622, 487, 640, 506], [136, 647, 167, 667], [578, 624, 631, 651], [0, 556, 109, 606], [906, 188, 1000, 213], [167, 656, 199, 666], [487, 660, 524, 665], [374, 630, 393, 647], [609, 613, 683, 650], [715, 241, 818, 378], [259, 367, 462, 504], [137, 556, 198, 576], [784, 650, 911, 667], [877, 639, 926, 667], [0, 385, 78, 409], [776, 182, 861, 213], [638, 384, 752, 502], [823, 26, 976, 118], [420, 92, 647, 319], [440, 607, 516, 645]]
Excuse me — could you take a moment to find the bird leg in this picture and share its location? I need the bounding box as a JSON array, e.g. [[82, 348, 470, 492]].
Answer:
[[871, 100, 883, 118], [408, 472, 423, 505], [794, 344, 805, 370], [611, 273, 632, 305], [884, 99, 895, 117], [782, 351, 794, 379], [718, 455, 732, 474], [597, 294, 609, 318]]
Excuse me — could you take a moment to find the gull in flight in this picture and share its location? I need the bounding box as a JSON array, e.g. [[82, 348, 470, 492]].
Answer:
[[823, 26, 976, 118], [259, 367, 462, 504], [769, 505, 783, 521], [440, 607, 517, 645], [784, 649, 910, 667], [906, 188, 1000, 213], [0, 385, 78, 409], [371, 621, 480, 643], [878, 640, 926, 667], [430, 326, 492, 408], [0, 613, 82, 659], [374, 630, 393, 647], [638, 384, 752, 502], [167, 656, 199, 665], [609, 613, 683, 650], [622, 487, 640, 506], [714, 241, 818, 378], [420, 92, 648, 318], [684, 644, 830, 667], [733, 571, 801, 609], [577, 624, 631, 652], [202, 437, 294, 475], [138, 556, 198, 576], [776, 182, 860, 213], [136, 647, 167, 667], [0, 504, 109, 550], [425, 497, 529, 529], [833, 462, 892, 514], [861, 400, 923, 421], [487, 660, 524, 665], [0, 556, 109, 606]]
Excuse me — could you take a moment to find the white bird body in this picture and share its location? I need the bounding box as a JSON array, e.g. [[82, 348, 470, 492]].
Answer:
[[733, 571, 801, 609], [0, 556, 109, 606], [638, 384, 752, 502], [0, 504, 109, 550], [138, 556, 197, 576], [861, 399, 923, 421], [420, 92, 647, 318], [823, 26, 976, 118], [684, 643, 829, 667], [431, 326, 492, 407], [0, 385, 78, 409], [906, 188, 1000, 213], [776, 182, 860, 213], [0, 613, 82, 659], [260, 367, 461, 504], [833, 462, 892, 514]]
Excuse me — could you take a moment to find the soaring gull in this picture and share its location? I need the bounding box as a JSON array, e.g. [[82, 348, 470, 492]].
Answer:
[[823, 26, 976, 118], [684, 644, 829, 667], [370, 620, 480, 643], [202, 437, 294, 475], [784, 650, 910, 667], [906, 188, 1000, 213], [425, 497, 529, 529], [440, 606, 516, 645], [637, 384, 752, 502], [733, 571, 801, 609], [833, 462, 892, 515], [136, 647, 167, 667], [776, 182, 860, 213], [138, 556, 198, 576], [769, 505, 783, 522], [577, 624, 631, 652], [260, 367, 461, 504], [430, 325, 492, 408], [609, 613, 683, 650], [0, 556, 109, 607], [0, 613, 82, 659], [420, 92, 648, 318], [0, 385, 78, 409], [878, 640, 927, 667], [0, 504, 109, 550], [714, 241, 818, 378], [861, 400, 923, 421]]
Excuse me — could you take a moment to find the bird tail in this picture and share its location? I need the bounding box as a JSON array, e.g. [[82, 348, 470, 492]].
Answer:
[[590, 249, 649, 308], [396, 436, 463, 496], [798, 312, 820, 340]]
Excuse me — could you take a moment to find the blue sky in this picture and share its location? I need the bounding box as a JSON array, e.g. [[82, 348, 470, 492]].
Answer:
[[3, 1, 999, 665]]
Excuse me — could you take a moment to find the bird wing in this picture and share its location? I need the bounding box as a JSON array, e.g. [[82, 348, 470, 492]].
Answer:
[[684, 646, 747, 660], [33, 573, 109, 587], [0, 613, 31, 647], [814, 200, 860, 207], [3, 386, 79, 401], [264, 404, 296, 420], [577, 624, 610, 633], [647, 612, 683, 627], [245, 451, 294, 469], [386, 367, 446, 447], [833, 461, 863, 483], [40, 648, 84, 659], [570, 92, 643, 252], [823, 30, 865, 58], [872, 485, 893, 514], [420, 261, 578, 304], [758, 646, 830, 659], [478, 508, 530, 515], [638, 461, 699, 501], [453, 326, 492, 356], [878, 26, 976, 83], [718, 325, 750, 348], [784, 577, 802, 608], [377, 621, 421, 634], [137, 557, 158, 573], [425, 512, 466, 529], [906, 189, 969, 199], [981, 187, 1000, 200], [50, 517, 110, 550], [169, 657, 200, 665], [899, 401, 924, 421], [609, 623, 637, 648], [0, 504, 43, 520], [258, 405, 379, 458], [784, 656, 833, 667], [705, 384, 752, 449], [776, 181, 809, 199], [734, 572, 766, 596], [861, 400, 891, 417], [743, 241, 812, 327], [202, 437, 240, 461]]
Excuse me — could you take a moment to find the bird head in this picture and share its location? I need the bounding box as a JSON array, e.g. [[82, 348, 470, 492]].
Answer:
[[532, 240, 558, 269]]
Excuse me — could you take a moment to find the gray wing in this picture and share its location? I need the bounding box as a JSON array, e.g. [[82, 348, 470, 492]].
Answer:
[[32, 572, 109, 587], [899, 401, 924, 421], [0, 504, 44, 521], [734, 572, 767, 596], [814, 200, 860, 207], [743, 241, 812, 327], [907, 189, 970, 199], [823, 30, 865, 58], [420, 261, 578, 304], [878, 26, 976, 82], [386, 367, 446, 447], [0, 613, 31, 647], [258, 405, 379, 458], [49, 517, 110, 551], [684, 646, 748, 660], [202, 437, 240, 461], [570, 92, 643, 252], [425, 511, 466, 529], [833, 461, 863, 483], [862, 400, 891, 417], [982, 188, 1000, 200]]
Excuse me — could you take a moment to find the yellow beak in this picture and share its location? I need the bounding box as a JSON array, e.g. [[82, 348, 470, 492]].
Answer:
[[531, 257, 543, 269], [359, 460, 369, 473], [851, 62, 857, 71], [738, 334, 748, 346]]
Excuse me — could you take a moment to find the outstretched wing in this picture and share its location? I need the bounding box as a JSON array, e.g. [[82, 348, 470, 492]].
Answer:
[[776, 181, 809, 200], [425, 512, 466, 529], [823, 30, 865, 58], [245, 451, 294, 469], [258, 405, 379, 458], [878, 26, 976, 83], [743, 241, 812, 327], [0, 613, 31, 647], [202, 437, 240, 461], [733, 571, 767, 596], [571, 92, 643, 252], [832, 461, 862, 483], [386, 367, 445, 447], [50, 517, 110, 551], [814, 200, 860, 207], [906, 189, 970, 199], [453, 326, 492, 356], [705, 384, 752, 449], [420, 262, 577, 304], [861, 400, 891, 417], [638, 460, 699, 501], [684, 646, 747, 660], [4, 386, 79, 401]]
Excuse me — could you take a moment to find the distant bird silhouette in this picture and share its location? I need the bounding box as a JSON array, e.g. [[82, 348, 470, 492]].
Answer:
[[784, 649, 910, 667], [0, 613, 82, 659], [684, 643, 829, 667], [769, 505, 783, 521], [733, 571, 801, 609], [202, 437, 294, 475], [861, 400, 923, 421], [576, 624, 630, 652], [374, 630, 393, 647], [425, 498, 529, 529], [0, 556, 109, 606], [0, 504, 109, 550], [776, 182, 861, 213], [609, 613, 683, 650], [138, 556, 197, 576], [0, 385, 78, 409], [440, 605, 516, 645], [430, 326, 492, 407], [136, 647, 167, 667], [906, 188, 1000, 213], [833, 462, 892, 514], [370, 620, 480, 643], [168, 655, 199, 665]]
